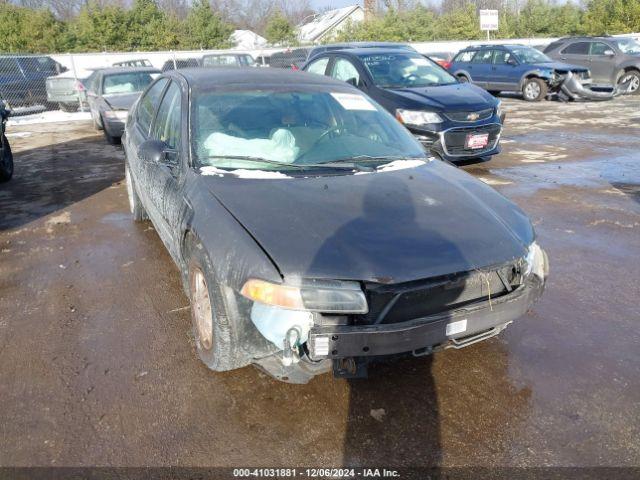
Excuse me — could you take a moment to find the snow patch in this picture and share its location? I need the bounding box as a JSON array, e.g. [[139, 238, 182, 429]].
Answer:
[[6, 131, 33, 138], [8, 110, 92, 126], [200, 166, 292, 179], [377, 159, 427, 172]]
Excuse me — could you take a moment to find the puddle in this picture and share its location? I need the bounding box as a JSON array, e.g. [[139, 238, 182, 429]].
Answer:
[[491, 152, 640, 196]]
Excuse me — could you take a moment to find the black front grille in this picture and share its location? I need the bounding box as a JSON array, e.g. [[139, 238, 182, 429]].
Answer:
[[443, 124, 502, 157], [444, 108, 494, 122], [352, 262, 524, 326]]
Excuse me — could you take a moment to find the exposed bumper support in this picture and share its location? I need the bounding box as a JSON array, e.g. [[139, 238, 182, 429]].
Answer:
[[308, 276, 544, 360]]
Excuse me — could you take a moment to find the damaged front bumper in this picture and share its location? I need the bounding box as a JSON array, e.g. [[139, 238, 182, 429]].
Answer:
[[307, 275, 544, 361]]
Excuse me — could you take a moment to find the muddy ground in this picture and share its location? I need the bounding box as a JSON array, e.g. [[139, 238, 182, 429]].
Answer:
[[0, 97, 639, 469]]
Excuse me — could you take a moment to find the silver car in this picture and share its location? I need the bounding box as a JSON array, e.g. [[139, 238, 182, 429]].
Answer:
[[86, 67, 160, 144], [544, 36, 640, 94]]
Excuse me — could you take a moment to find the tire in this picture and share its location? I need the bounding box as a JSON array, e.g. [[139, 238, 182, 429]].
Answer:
[[92, 111, 103, 131], [457, 74, 470, 83], [125, 166, 147, 222], [102, 118, 120, 145], [618, 70, 640, 95], [0, 135, 13, 182], [59, 102, 78, 113], [185, 240, 242, 372], [522, 77, 547, 102]]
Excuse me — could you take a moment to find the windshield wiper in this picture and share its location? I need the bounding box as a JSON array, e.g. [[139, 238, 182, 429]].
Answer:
[[202, 155, 358, 171], [325, 155, 427, 164]]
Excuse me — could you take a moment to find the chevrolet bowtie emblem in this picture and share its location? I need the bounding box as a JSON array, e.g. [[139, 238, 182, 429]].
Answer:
[[466, 112, 480, 121]]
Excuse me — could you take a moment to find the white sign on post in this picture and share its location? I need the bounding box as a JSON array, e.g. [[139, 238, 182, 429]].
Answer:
[[479, 9, 499, 31], [479, 9, 499, 41]]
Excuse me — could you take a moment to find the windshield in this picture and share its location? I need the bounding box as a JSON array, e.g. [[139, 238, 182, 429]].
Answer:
[[192, 88, 425, 172], [615, 38, 640, 55], [361, 53, 457, 88], [102, 72, 154, 95], [511, 47, 552, 64]]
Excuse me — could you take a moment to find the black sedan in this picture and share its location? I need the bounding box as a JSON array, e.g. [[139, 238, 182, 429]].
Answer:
[[123, 68, 548, 383], [86, 67, 160, 144], [302, 48, 504, 163]]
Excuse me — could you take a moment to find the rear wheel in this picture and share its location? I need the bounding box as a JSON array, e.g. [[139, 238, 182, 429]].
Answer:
[[522, 77, 547, 102], [0, 136, 13, 182], [102, 117, 120, 145], [618, 70, 640, 95], [457, 74, 470, 83], [125, 166, 147, 221]]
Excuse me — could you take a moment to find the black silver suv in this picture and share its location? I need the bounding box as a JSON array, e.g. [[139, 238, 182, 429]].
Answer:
[[544, 36, 640, 94]]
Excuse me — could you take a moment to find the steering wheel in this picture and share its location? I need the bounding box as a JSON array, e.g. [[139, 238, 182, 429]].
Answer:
[[296, 126, 345, 163], [316, 125, 344, 143]]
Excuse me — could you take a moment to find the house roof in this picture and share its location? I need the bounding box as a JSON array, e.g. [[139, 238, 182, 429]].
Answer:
[[231, 30, 268, 50], [297, 5, 363, 43]]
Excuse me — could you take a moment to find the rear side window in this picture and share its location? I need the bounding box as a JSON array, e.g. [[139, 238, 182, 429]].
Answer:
[[471, 50, 494, 63], [561, 42, 590, 55], [454, 51, 476, 63], [306, 57, 330, 75], [136, 78, 168, 135], [0, 58, 20, 74]]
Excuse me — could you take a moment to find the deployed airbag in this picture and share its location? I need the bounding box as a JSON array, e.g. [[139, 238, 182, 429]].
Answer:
[[203, 128, 299, 163]]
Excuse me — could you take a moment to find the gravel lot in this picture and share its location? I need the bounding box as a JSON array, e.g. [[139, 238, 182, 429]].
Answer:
[[0, 96, 639, 469]]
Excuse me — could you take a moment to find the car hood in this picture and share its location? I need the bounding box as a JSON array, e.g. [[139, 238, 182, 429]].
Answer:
[[204, 161, 534, 284], [533, 61, 589, 73], [381, 83, 495, 111], [103, 93, 140, 110]]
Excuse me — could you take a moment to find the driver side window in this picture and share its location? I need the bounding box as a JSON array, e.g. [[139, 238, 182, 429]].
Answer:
[[151, 81, 182, 153], [331, 58, 360, 85], [590, 42, 612, 55], [493, 51, 513, 64]]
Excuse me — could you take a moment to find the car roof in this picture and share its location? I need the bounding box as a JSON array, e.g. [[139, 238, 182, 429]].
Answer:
[[166, 67, 351, 90], [99, 66, 161, 75], [320, 47, 422, 58]]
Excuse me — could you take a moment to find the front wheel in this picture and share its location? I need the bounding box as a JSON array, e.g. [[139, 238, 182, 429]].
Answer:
[[457, 75, 470, 83], [522, 78, 547, 102], [59, 102, 78, 113], [186, 242, 243, 372], [618, 70, 640, 95], [0, 135, 14, 182]]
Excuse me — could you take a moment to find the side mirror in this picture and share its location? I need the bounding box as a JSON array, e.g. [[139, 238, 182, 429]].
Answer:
[[604, 49, 615, 56], [346, 77, 363, 88], [137, 139, 177, 166]]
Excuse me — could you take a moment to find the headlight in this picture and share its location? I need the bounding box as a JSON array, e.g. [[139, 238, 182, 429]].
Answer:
[[396, 109, 443, 126], [525, 241, 549, 280], [104, 110, 128, 120], [241, 278, 368, 314]]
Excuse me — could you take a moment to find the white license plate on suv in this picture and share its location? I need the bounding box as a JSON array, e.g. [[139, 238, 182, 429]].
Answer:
[[465, 133, 489, 150]]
